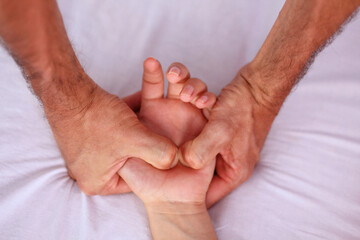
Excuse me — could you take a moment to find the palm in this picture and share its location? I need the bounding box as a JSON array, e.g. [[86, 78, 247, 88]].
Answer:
[[139, 99, 205, 146], [124, 98, 215, 203], [123, 158, 214, 203]]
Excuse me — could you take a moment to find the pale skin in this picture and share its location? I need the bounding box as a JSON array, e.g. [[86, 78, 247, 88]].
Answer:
[[120, 57, 217, 239]]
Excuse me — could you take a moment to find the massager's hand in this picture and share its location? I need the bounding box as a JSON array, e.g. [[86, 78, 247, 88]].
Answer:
[[180, 65, 278, 207], [45, 74, 178, 195], [0, 0, 179, 196], [179, 0, 360, 207]]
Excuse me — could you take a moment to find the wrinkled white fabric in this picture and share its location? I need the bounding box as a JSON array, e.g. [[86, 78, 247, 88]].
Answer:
[[0, 1, 359, 239]]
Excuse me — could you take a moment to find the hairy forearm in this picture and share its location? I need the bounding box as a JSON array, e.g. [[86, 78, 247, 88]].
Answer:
[[245, 0, 360, 109], [0, 0, 76, 77], [0, 0, 96, 116], [145, 202, 217, 240]]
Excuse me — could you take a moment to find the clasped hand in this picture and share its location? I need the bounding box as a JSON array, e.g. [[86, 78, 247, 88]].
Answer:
[[54, 58, 276, 208]]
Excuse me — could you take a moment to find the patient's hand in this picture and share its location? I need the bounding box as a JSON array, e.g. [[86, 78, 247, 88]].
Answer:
[[138, 59, 215, 147], [119, 57, 216, 204], [118, 58, 218, 239]]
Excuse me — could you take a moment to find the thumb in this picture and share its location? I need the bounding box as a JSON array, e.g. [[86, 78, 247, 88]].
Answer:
[[180, 121, 231, 169], [128, 126, 179, 170]]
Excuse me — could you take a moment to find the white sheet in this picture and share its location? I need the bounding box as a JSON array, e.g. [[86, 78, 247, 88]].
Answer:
[[0, 1, 359, 239]]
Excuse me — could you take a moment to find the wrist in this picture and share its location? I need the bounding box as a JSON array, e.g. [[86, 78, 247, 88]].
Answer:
[[145, 201, 217, 240], [228, 65, 281, 148], [145, 201, 207, 216], [31, 60, 98, 121], [236, 62, 287, 115]]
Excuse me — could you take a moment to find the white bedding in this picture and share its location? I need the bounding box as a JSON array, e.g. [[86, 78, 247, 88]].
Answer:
[[0, 1, 359, 239]]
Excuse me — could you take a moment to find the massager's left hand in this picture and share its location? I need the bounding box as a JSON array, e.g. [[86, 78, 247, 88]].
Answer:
[[179, 65, 278, 207], [179, 0, 360, 208]]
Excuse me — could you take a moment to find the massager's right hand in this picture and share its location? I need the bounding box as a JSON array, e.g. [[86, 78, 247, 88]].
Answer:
[[43, 75, 177, 195]]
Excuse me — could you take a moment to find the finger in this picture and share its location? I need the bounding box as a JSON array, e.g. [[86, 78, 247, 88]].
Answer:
[[118, 157, 156, 183], [118, 157, 161, 197], [202, 108, 211, 120], [142, 57, 164, 102], [114, 178, 132, 193], [128, 126, 179, 170], [166, 62, 191, 99], [205, 175, 233, 208], [100, 175, 132, 195], [122, 91, 141, 112], [206, 153, 254, 207], [78, 173, 132, 195], [195, 92, 216, 110], [194, 92, 217, 120], [179, 78, 207, 104], [117, 158, 145, 195], [179, 120, 231, 169]]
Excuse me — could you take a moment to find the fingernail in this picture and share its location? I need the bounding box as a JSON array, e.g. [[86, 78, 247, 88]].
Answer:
[[168, 66, 181, 76], [198, 95, 208, 104], [181, 85, 194, 97], [145, 57, 158, 63]]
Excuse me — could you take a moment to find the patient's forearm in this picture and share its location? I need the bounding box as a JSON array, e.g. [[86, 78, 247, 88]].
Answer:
[[245, 0, 360, 109], [145, 202, 217, 240], [0, 0, 96, 116]]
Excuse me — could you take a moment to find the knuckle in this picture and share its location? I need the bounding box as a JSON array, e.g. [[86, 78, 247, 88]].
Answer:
[[157, 160, 172, 170], [158, 143, 178, 169], [189, 77, 201, 83], [76, 175, 105, 196], [190, 78, 207, 90], [191, 160, 205, 169]]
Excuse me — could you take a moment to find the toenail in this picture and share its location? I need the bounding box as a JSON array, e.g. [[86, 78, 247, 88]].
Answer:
[[168, 66, 181, 76], [181, 85, 194, 97]]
